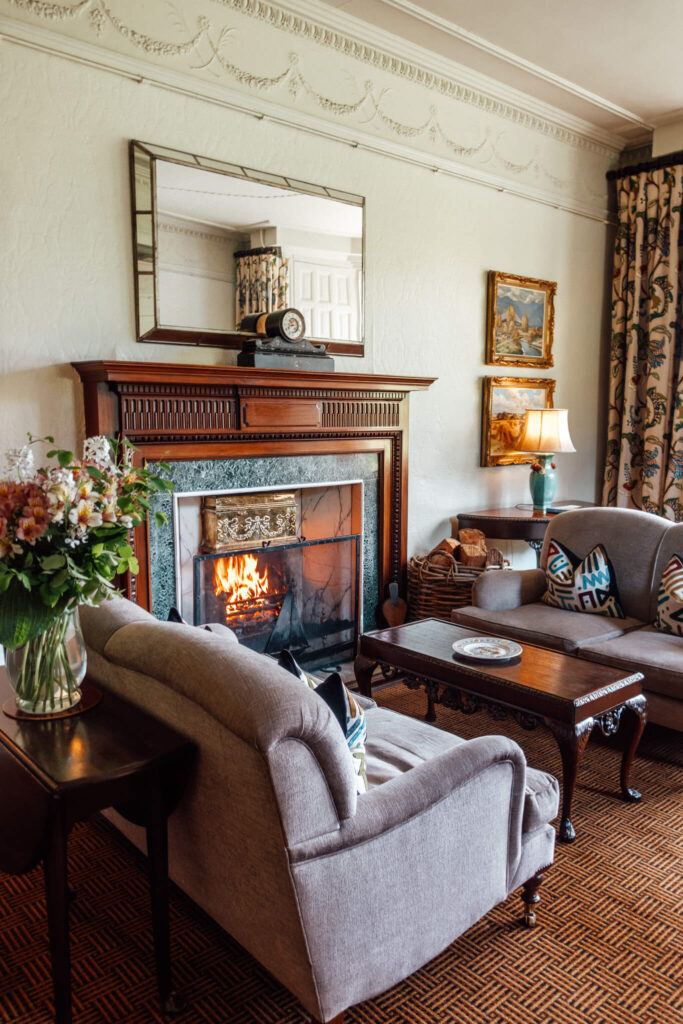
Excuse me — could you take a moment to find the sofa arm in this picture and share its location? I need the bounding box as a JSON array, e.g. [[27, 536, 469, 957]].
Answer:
[[472, 568, 546, 610], [289, 734, 526, 873]]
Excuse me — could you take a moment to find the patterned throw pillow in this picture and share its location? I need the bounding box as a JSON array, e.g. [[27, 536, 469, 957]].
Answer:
[[654, 554, 683, 635], [542, 540, 624, 618], [278, 649, 368, 794]]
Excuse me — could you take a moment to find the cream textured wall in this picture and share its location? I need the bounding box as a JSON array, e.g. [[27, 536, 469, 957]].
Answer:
[[652, 119, 683, 158], [0, 6, 613, 565]]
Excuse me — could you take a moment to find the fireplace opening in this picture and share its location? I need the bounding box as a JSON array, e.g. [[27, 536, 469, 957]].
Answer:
[[194, 534, 360, 668]]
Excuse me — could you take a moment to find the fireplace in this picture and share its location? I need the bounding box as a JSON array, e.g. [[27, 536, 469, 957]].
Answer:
[[185, 482, 362, 667], [195, 536, 360, 667], [73, 361, 435, 639]]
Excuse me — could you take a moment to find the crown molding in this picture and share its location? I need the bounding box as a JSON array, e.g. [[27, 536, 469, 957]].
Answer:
[[373, 0, 654, 132], [0, 14, 612, 222], [212, 0, 626, 155]]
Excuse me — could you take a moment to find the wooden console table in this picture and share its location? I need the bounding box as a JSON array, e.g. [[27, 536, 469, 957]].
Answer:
[[454, 502, 593, 566], [0, 670, 195, 1024]]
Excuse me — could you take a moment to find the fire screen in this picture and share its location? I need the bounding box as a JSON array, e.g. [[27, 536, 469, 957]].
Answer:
[[194, 534, 360, 668]]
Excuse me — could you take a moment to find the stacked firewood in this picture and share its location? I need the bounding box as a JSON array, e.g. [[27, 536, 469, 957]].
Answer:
[[427, 529, 504, 570]]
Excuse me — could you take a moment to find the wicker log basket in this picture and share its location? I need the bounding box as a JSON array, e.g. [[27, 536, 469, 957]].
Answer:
[[407, 549, 505, 620]]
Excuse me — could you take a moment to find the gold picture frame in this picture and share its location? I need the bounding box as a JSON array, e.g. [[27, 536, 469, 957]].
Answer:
[[486, 270, 556, 368], [481, 376, 556, 467]]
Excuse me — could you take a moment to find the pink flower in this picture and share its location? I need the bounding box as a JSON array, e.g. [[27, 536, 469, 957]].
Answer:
[[0, 482, 20, 518], [15, 516, 49, 544]]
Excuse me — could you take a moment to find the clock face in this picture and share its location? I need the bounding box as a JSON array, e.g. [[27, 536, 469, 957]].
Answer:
[[281, 309, 305, 341]]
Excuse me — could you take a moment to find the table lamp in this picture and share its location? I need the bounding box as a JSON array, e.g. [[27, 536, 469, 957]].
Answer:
[[515, 408, 576, 511]]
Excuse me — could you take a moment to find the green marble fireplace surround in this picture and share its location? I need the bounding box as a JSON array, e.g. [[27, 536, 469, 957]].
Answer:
[[148, 453, 379, 632]]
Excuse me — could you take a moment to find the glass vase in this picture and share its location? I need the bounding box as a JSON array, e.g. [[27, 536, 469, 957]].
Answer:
[[4, 608, 86, 715]]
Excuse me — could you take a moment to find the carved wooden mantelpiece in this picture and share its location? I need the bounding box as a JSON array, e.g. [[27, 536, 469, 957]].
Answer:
[[73, 361, 435, 615]]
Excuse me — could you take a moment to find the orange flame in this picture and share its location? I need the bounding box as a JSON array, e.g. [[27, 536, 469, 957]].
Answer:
[[214, 554, 271, 606]]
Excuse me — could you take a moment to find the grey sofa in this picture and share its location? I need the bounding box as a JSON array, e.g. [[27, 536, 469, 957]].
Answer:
[[452, 507, 683, 732], [80, 597, 559, 1024]]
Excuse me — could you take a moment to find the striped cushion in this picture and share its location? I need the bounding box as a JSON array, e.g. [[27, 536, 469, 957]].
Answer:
[[277, 650, 368, 794], [655, 554, 683, 635], [542, 540, 624, 619]]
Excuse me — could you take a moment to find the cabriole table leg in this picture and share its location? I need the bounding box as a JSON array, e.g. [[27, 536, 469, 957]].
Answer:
[[545, 717, 594, 843], [619, 695, 647, 802]]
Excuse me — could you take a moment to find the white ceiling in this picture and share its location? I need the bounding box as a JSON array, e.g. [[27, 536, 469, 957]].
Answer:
[[319, 0, 683, 141], [156, 160, 363, 236]]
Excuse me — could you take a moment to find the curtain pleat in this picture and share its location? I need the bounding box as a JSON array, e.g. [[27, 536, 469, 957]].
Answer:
[[602, 164, 683, 520], [234, 247, 289, 323]]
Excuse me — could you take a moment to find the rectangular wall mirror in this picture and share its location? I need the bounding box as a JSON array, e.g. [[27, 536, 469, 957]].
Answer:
[[130, 141, 365, 355]]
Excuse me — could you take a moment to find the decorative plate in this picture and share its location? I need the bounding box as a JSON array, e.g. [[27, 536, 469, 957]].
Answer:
[[452, 637, 522, 661]]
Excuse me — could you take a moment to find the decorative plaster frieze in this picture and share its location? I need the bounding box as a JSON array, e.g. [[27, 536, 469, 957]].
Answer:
[[4, 0, 621, 159], [158, 221, 233, 243], [0, 4, 614, 220], [210, 0, 624, 157]]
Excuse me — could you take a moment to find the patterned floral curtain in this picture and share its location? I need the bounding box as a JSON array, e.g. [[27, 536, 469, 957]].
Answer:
[[234, 246, 289, 323], [602, 162, 683, 520]]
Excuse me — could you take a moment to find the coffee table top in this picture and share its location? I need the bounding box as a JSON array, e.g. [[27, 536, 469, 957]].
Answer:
[[360, 618, 644, 725]]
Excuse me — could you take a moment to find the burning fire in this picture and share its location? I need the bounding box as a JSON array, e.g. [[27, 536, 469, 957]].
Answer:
[[214, 554, 271, 607]]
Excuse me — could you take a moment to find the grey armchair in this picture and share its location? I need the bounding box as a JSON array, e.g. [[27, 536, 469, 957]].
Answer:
[[80, 597, 559, 1023]]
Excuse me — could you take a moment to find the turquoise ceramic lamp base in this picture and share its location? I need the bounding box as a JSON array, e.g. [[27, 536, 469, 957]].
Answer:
[[529, 454, 556, 512]]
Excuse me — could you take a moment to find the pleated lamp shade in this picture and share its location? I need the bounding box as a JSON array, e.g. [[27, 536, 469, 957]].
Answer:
[[516, 408, 575, 454]]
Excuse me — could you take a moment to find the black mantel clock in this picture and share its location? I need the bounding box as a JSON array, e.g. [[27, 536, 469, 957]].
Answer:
[[237, 308, 335, 371]]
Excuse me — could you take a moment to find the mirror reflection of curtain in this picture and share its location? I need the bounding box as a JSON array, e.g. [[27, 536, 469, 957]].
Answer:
[[235, 246, 290, 323], [602, 160, 683, 520]]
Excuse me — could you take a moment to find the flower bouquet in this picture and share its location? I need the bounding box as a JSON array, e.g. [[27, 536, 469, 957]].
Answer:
[[0, 435, 172, 714]]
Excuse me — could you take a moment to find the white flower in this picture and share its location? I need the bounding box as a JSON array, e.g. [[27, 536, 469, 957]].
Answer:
[[68, 499, 103, 532], [83, 435, 113, 469], [6, 445, 34, 483]]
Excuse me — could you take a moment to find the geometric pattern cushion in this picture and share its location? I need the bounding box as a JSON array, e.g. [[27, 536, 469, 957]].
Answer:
[[542, 540, 625, 618], [277, 649, 368, 794], [654, 554, 683, 635]]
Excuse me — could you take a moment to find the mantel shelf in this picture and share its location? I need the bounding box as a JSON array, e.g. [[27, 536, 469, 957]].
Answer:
[[72, 360, 436, 394]]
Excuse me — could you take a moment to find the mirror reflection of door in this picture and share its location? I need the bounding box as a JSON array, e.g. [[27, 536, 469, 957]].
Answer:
[[130, 141, 365, 354]]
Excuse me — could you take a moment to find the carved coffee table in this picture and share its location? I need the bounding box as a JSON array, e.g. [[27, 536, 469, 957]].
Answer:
[[355, 618, 647, 843]]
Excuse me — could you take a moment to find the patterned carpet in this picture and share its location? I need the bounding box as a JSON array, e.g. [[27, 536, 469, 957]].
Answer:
[[1, 684, 682, 1024]]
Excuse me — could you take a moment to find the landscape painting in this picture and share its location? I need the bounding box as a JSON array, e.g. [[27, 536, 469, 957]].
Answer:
[[486, 271, 556, 368], [481, 376, 555, 466]]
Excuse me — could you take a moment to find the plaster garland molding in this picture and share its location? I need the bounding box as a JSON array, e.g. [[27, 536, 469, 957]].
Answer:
[[210, 0, 624, 156], [0, 9, 613, 221], [5, 0, 622, 159]]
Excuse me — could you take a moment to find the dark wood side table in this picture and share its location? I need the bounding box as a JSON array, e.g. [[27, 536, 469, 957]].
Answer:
[[0, 669, 195, 1024], [355, 619, 647, 843], [454, 502, 593, 565]]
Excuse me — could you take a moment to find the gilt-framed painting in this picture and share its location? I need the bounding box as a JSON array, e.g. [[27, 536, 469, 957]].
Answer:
[[486, 271, 556, 368], [481, 376, 555, 467]]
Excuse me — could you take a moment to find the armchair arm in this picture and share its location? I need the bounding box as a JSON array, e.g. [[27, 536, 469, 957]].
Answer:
[[472, 568, 546, 610], [288, 734, 526, 873]]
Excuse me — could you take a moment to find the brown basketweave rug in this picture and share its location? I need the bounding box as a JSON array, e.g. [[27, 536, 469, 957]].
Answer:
[[1, 684, 681, 1024]]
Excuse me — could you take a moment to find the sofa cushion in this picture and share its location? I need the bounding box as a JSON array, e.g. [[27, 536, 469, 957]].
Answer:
[[452, 602, 642, 654], [364, 708, 466, 785], [579, 626, 683, 702], [278, 650, 367, 794], [542, 540, 624, 618], [654, 554, 683, 636], [364, 708, 558, 831], [523, 768, 560, 832]]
